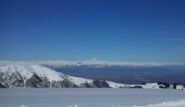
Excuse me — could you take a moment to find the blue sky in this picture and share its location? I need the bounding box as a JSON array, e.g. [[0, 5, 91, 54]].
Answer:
[[1, 0, 185, 61]]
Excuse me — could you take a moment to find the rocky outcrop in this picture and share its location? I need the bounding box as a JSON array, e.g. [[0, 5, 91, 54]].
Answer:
[[93, 80, 110, 88], [0, 82, 5, 88], [26, 73, 48, 88]]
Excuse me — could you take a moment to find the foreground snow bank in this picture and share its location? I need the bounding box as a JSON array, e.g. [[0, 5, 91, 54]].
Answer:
[[63, 100, 185, 107], [20, 100, 185, 107], [116, 100, 185, 107]]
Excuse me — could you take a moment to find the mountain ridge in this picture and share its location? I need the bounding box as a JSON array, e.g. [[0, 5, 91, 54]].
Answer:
[[0, 64, 184, 90]]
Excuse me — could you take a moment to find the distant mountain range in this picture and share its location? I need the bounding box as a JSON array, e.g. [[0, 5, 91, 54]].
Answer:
[[0, 61, 184, 90], [43, 62, 185, 84], [1, 60, 185, 84]]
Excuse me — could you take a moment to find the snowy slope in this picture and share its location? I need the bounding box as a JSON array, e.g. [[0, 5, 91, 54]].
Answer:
[[0, 64, 65, 81], [106, 81, 127, 88], [0, 64, 93, 85], [67, 75, 93, 86], [0, 64, 76, 88]]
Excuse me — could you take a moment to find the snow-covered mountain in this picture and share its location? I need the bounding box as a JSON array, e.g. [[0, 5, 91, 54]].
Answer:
[[0, 64, 116, 88], [0, 64, 74, 88], [0, 64, 184, 89]]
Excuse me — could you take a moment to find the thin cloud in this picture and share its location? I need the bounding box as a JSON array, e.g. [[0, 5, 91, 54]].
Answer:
[[1, 60, 185, 67]]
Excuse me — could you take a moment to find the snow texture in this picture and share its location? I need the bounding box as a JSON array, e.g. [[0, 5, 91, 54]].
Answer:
[[67, 75, 93, 86], [62, 100, 185, 107], [1, 88, 185, 107], [106, 81, 127, 88]]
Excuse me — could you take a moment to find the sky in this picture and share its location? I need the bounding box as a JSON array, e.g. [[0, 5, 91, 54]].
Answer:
[[0, 0, 185, 61]]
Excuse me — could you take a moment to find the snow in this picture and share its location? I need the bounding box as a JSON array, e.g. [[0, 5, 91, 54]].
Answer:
[[142, 83, 160, 89], [0, 64, 95, 87], [176, 85, 184, 90], [106, 81, 127, 88], [0, 88, 185, 107], [20, 105, 27, 107], [63, 100, 185, 107], [67, 76, 93, 86], [0, 64, 64, 81], [105, 82, 163, 89]]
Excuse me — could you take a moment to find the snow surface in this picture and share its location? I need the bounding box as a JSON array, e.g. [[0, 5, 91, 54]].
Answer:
[[63, 100, 185, 107], [106, 81, 127, 88], [67, 75, 93, 86], [176, 85, 184, 90], [142, 83, 160, 89], [0, 88, 185, 107]]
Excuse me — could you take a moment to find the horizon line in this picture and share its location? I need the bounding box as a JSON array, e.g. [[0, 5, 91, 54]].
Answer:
[[1, 59, 185, 66]]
